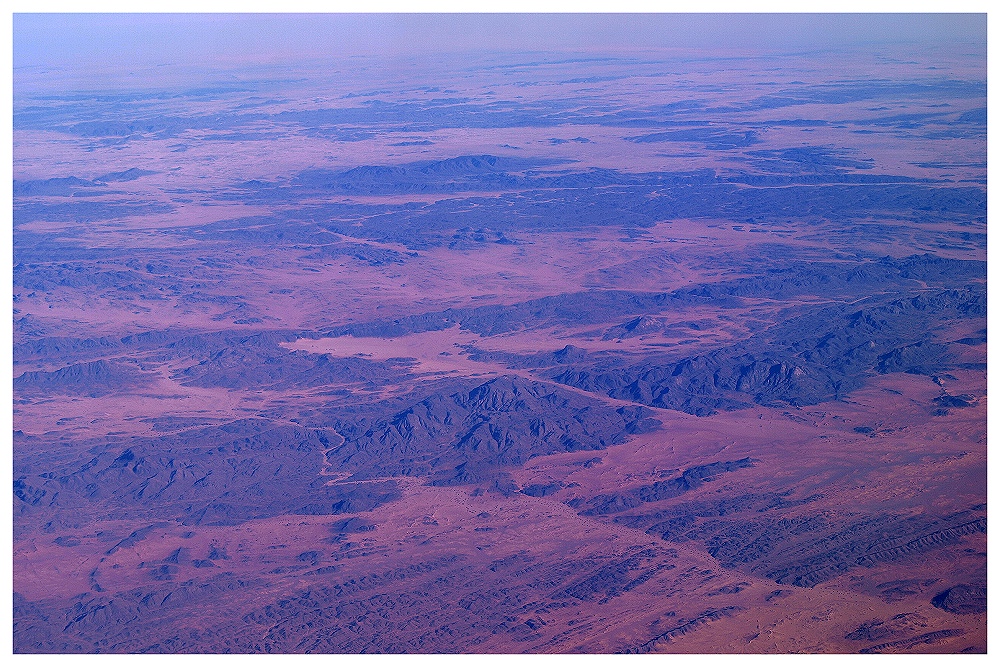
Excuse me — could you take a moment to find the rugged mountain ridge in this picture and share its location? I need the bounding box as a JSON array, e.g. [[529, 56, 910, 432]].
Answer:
[[329, 375, 660, 486]]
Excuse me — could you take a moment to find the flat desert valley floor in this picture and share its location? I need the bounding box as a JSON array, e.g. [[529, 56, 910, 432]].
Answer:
[[12, 22, 987, 653]]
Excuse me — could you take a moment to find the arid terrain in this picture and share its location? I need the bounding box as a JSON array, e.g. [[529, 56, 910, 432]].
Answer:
[[12, 16, 986, 653]]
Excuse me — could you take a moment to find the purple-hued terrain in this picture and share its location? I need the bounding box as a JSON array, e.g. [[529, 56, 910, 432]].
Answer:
[[12, 14, 986, 653]]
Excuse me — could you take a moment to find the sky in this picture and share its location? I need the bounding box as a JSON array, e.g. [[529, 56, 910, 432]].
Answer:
[[13, 12, 988, 69]]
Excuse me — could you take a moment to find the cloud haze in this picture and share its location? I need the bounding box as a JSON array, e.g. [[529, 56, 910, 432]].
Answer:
[[14, 13, 987, 69]]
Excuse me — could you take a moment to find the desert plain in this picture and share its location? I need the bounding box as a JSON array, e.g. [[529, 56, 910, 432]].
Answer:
[[11, 15, 987, 653]]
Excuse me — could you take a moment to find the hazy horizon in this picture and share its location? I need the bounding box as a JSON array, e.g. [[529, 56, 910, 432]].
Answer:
[[15, 13, 987, 70]]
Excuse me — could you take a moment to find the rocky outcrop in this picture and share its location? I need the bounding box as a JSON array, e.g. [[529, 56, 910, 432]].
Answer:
[[329, 375, 660, 486]]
